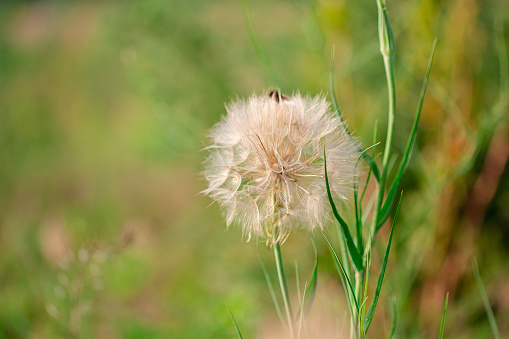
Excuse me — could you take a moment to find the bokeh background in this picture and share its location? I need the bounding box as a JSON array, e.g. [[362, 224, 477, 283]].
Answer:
[[0, 0, 508, 338]]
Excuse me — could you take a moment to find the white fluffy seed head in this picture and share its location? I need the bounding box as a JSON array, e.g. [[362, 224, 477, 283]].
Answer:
[[203, 90, 360, 246]]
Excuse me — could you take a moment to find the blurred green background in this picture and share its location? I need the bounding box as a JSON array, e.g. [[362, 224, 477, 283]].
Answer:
[[0, 0, 508, 338]]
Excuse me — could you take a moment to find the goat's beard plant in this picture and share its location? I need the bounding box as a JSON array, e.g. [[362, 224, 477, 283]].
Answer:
[[203, 89, 360, 337], [203, 90, 359, 246], [202, 1, 435, 337]]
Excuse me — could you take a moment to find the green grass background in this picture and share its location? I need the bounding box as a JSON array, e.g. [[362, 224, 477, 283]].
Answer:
[[0, 0, 507, 338]]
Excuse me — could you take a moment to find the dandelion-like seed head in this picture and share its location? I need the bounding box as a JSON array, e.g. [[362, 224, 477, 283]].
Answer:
[[203, 90, 360, 246]]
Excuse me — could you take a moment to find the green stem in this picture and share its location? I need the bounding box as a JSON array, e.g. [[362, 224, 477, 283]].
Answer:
[[360, 2, 396, 337], [274, 242, 294, 338], [366, 0, 396, 264], [354, 271, 363, 339], [377, 0, 396, 215]]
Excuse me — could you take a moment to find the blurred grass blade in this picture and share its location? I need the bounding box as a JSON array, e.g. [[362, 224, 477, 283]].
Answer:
[[472, 259, 501, 339], [274, 242, 294, 338], [295, 260, 301, 306], [258, 255, 285, 326], [354, 148, 368, 252], [324, 234, 359, 315], [364, 192, 402, 333], [354, 143, 378, 252], [362, 192, 377, 225], [354, 159, 362, 250], [330, 48, 381, 183], [377, 39, 437, 231], [494, 20, 509, 122], [387, 297, 397, 339], [361, 152, 381, 185], [439, 292, 449, 339], [303, 236, 318, 314], [495, 21, 509, 98], [240, 0, 278, 86], [226, 304, 244, 339], [324, 148, 363, 271], [361, 122, 380, 209], [329, 47, 341, 119], [297, 279, 308, 339]]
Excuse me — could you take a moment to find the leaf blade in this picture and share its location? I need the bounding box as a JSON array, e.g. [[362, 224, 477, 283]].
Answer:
[[324, 234, 360, 315], [377, 39, 437, 231], [473, 259, 501, 339], [439, 292, 449, 339], [387, 297, 397, 339], [258, 255, 285, 326], [324, 148, 363, 271], [364, 192, 402, 333], [303, 237, 318, 314], [226, 304, 244, 339]]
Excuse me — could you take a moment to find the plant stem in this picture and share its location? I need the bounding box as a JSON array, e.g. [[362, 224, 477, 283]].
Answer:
[[361, 1, 396, 337], [354, 271, 363, 339], [376, 0, 396, 181], [274, 242, 294, 339], [365, 0, 396, 268]]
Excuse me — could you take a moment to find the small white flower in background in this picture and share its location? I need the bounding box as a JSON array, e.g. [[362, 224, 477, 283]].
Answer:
[[203, 90, 360, 246]]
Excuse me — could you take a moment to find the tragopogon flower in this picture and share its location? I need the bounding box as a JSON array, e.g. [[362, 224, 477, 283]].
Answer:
[[203, 90, 359, 245]]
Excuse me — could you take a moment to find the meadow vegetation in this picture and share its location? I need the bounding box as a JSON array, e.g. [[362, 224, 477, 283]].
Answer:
[[0, 0, 507, 338]]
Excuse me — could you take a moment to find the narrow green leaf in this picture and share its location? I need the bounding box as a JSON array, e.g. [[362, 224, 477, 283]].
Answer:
[[329, 47, 341, 119], [360, 122, 380, 209], [354, 144, 378, 241], [324, 148, 363, 271], [493, 20, 509, 123], [258, 255, 285, 326], [377, 39, 437, 231], [297, 280, 308, 339], [364, 192, 402, 333], [329, 48, 381, 183], [495, 21, 509, 97], [226, 304, 244, 339], [274, 242, 294, 338], [335, 215, 353, 317], [333, 244, 355, 326], [354, 145, 376, 254], [387, 297, 397, 339], [363, 153, 381, 184], [473, 259, 501, 339], [439, 292, 449, 339], [324, 234, 359, 315], [303, 237, 318, 314], [362, 193, 377, 225], [354, 161, 362, 251]]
